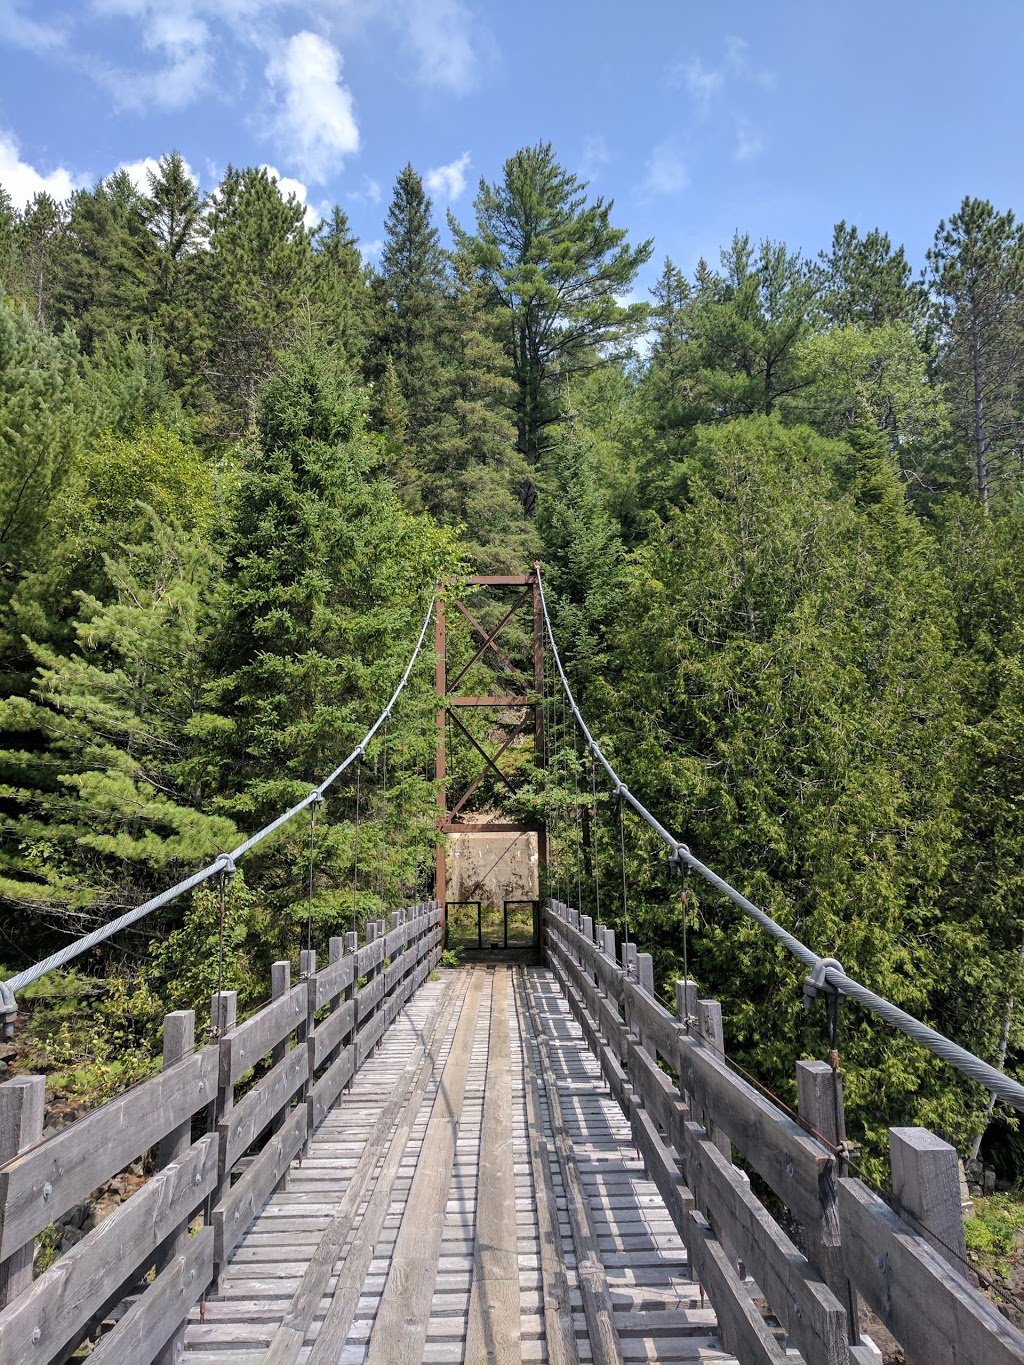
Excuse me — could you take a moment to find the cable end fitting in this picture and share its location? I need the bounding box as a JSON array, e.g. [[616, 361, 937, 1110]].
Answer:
[[0, 980, 16, 1040], [668, 843, 691, 875], [353, 745, 365, 762], [217, 854, 238, 881], [613, 784, 629, 805], [802, 956, 845, 1011], [309, 790, 326, 809]]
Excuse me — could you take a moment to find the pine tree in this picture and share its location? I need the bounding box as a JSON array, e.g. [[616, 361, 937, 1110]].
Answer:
[[12, 192, 69, 326], [369, 166, 450, 461], [927, 197, 1024, 509], [817, 221, 926, 330], [312, 205, 370, 367], [142, 151, 207, 395], [453, 142, 652, 511], [204, 166, 315, 436]]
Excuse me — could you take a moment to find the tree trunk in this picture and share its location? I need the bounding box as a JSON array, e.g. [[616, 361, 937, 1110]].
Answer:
[[971, 312, 990, 510]]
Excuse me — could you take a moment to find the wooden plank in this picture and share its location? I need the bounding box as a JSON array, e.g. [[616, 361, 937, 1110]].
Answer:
[[0, 1076, 44, 1308], [355, 971, 385, 1024], [466, 968, 521, 1362], [354, 936, 385, 978], [683, 1119, 849, 1365], [626, 1036, 682, 1145], [308, 1044, 355, 1129], [223, 986, 306, 1086], [513, 972, 579, 1365], [630, 1103, 693, 1240], [300, 974, 466, 1365], [88, 1225, 214, 1365], [365, 967, 485, 1364], [0, 1047, 218, 1259], [677, 1033, 831, 1230], [838, 1177, 1024, 1365], [890, 1126, 970, 1276], [220, 1045, 309, 1172], [0, 1135, 217, 1365], [521, 971, 622, 1365], [686, 1209, 787, 1364], [311, 954, 355, 1011], [213, 1102, 307, 1265], [310, 998, 356, 1070]]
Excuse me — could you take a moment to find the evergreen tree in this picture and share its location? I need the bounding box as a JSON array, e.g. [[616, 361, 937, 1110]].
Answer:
[[12, 192, 68, 326], [141, 151, 207, 395], [370, 165, 450, 460], [454, 141, 652, 511], [204, 165, 315, 435], [926, 197, 1024, 508], [312, 205, 370, 367], [817, 221, 926, 330], [204, 342, 453, 938]]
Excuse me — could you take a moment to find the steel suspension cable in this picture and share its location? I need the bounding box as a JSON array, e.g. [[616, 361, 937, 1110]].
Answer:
[[533, 565, 1024, 1114], [1, 591, 439, 1021]]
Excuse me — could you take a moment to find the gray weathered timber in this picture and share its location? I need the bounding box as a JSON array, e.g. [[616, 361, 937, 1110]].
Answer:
[[222, 985, 306, 1087], [686, 1209, 788, 1364], [683, 1118, 849, 1365], [310, 951, 355, 1012], [364, 967, 485, 1363], [154, 1010, 199, 1365], [219, 1044, 309, 1172], [465, 966, 521, 1363], [513, 971, 579, 1365], [307, 1043, 355, 1128], [522, 971, 622, 1365], [0, 1076, 44, 1308], [678, 1032, 831, 1230], [212, 1102, 307, 1265], [302, 974, 466, 1365], [0, 1047, 218, 1259], [0, 1135, 217, 1365], [890, 1126, 969, 1277], [631, 1102, 693, 1239], [88, 1225, 214, 1365], [838, 1177, 1024, 1365]]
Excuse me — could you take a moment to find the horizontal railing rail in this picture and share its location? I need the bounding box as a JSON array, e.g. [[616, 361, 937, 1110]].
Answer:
[[0, 902, 443, 1365], [542, 898, 1024, 1365]]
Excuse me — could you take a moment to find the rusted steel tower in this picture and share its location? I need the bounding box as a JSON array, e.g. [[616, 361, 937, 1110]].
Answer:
[[434, 568, 547, 921]]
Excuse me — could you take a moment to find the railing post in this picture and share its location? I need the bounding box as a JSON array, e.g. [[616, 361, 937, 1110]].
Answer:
[[154, 1009, 196, 1365], [299, 949, 316, 1150], [0, 1074, 45, 1308], [210, 988, 238, 1287], [697, 1000, 732, 1161], [798, 1058, 861, 1344], [890, 1127, 970, 1278], [270, 961, 290, 1136], [343, 931, 358, 1090]]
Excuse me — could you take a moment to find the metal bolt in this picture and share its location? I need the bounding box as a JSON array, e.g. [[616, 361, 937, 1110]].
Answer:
[[32, 1327, 41, 1344], [785, 1160, 795, 1177], [42, 1182, 52, 1202]]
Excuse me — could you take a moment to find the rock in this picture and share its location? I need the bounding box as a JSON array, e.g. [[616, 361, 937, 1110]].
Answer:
[[60, 1226, 86, 1251], [984, 1166, 998, 1195]]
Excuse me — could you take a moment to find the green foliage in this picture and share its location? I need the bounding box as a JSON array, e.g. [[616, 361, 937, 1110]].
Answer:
[[965, 1197, 1024, 1279]]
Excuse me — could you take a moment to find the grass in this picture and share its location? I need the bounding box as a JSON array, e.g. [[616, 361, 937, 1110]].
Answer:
[[965, 1194, 1024, 1280]]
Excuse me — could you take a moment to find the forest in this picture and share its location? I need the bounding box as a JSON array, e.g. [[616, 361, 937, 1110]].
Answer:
[[1, 143, 1023, 1179]]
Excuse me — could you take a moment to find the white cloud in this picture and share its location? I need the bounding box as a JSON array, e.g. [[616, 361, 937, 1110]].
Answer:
[[639, 143, 688, 199], [346, 175, 381, 206], [398, 0, 480, 93], [734, 121, 763, 163], [118, 153, 199, 193], [265, 30, 359, 184], [425, 151, 470, 202], [360, 238, 383, 264], [676, 57, 723, 114], [0, 130, 85, 209], [580, 134, 610, 180], [91, 0, 215, 109], [0, 0, 67, 54], [261, 163, 321, 227]]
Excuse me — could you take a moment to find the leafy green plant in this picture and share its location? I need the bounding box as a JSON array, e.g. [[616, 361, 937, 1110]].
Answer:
[[964, 1196, 1024, 1279]]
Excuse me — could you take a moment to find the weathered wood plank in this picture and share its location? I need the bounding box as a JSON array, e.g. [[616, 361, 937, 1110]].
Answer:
[[0, 1135, 217, 1365], [220, 1046, 309, 1172], [0, 1048, 218, 1258], [466, 968, 521, 1363], [355, 971, 385, 1025], [838, 1177, 1024, 1365], [677, 1033, 830, 1230], [683, 1119, 849, 1365], [213, 1102, 307, 1265], [365, 968, 484, 1363], [311, 954, 355, 1012], [308, 1044, 355, 1129], [310, 998, 356, 1071], [88, 1225, 214, 1365], [0, 1076, 44, 1308], [686, 1209, 787, 1364], [223, 987, 306, 1087]]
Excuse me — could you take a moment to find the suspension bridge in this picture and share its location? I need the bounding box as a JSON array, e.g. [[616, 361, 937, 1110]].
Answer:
[[0, 567, 1022, 1365]]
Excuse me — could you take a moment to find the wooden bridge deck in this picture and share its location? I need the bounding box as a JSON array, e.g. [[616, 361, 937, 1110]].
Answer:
[[182, 964, 734, 1364]]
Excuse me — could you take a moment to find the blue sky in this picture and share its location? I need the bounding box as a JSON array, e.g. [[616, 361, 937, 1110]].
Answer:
[[0, 0, 1021, 295]]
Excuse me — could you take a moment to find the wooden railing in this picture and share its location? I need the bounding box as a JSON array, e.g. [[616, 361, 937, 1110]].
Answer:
[[542, 898, 1024, 1365], [0, 901, 443, 1365]]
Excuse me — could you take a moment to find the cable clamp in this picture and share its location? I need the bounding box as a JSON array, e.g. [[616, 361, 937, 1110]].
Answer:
[[668, 843, 690, 875], [802, 956, 845, 1011], [613, 784, 629, 805], [0, 979, 17, 1041], [353, 745, 365, 762], [308, 790, 326, 809], [217, 854, 238, 881]]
